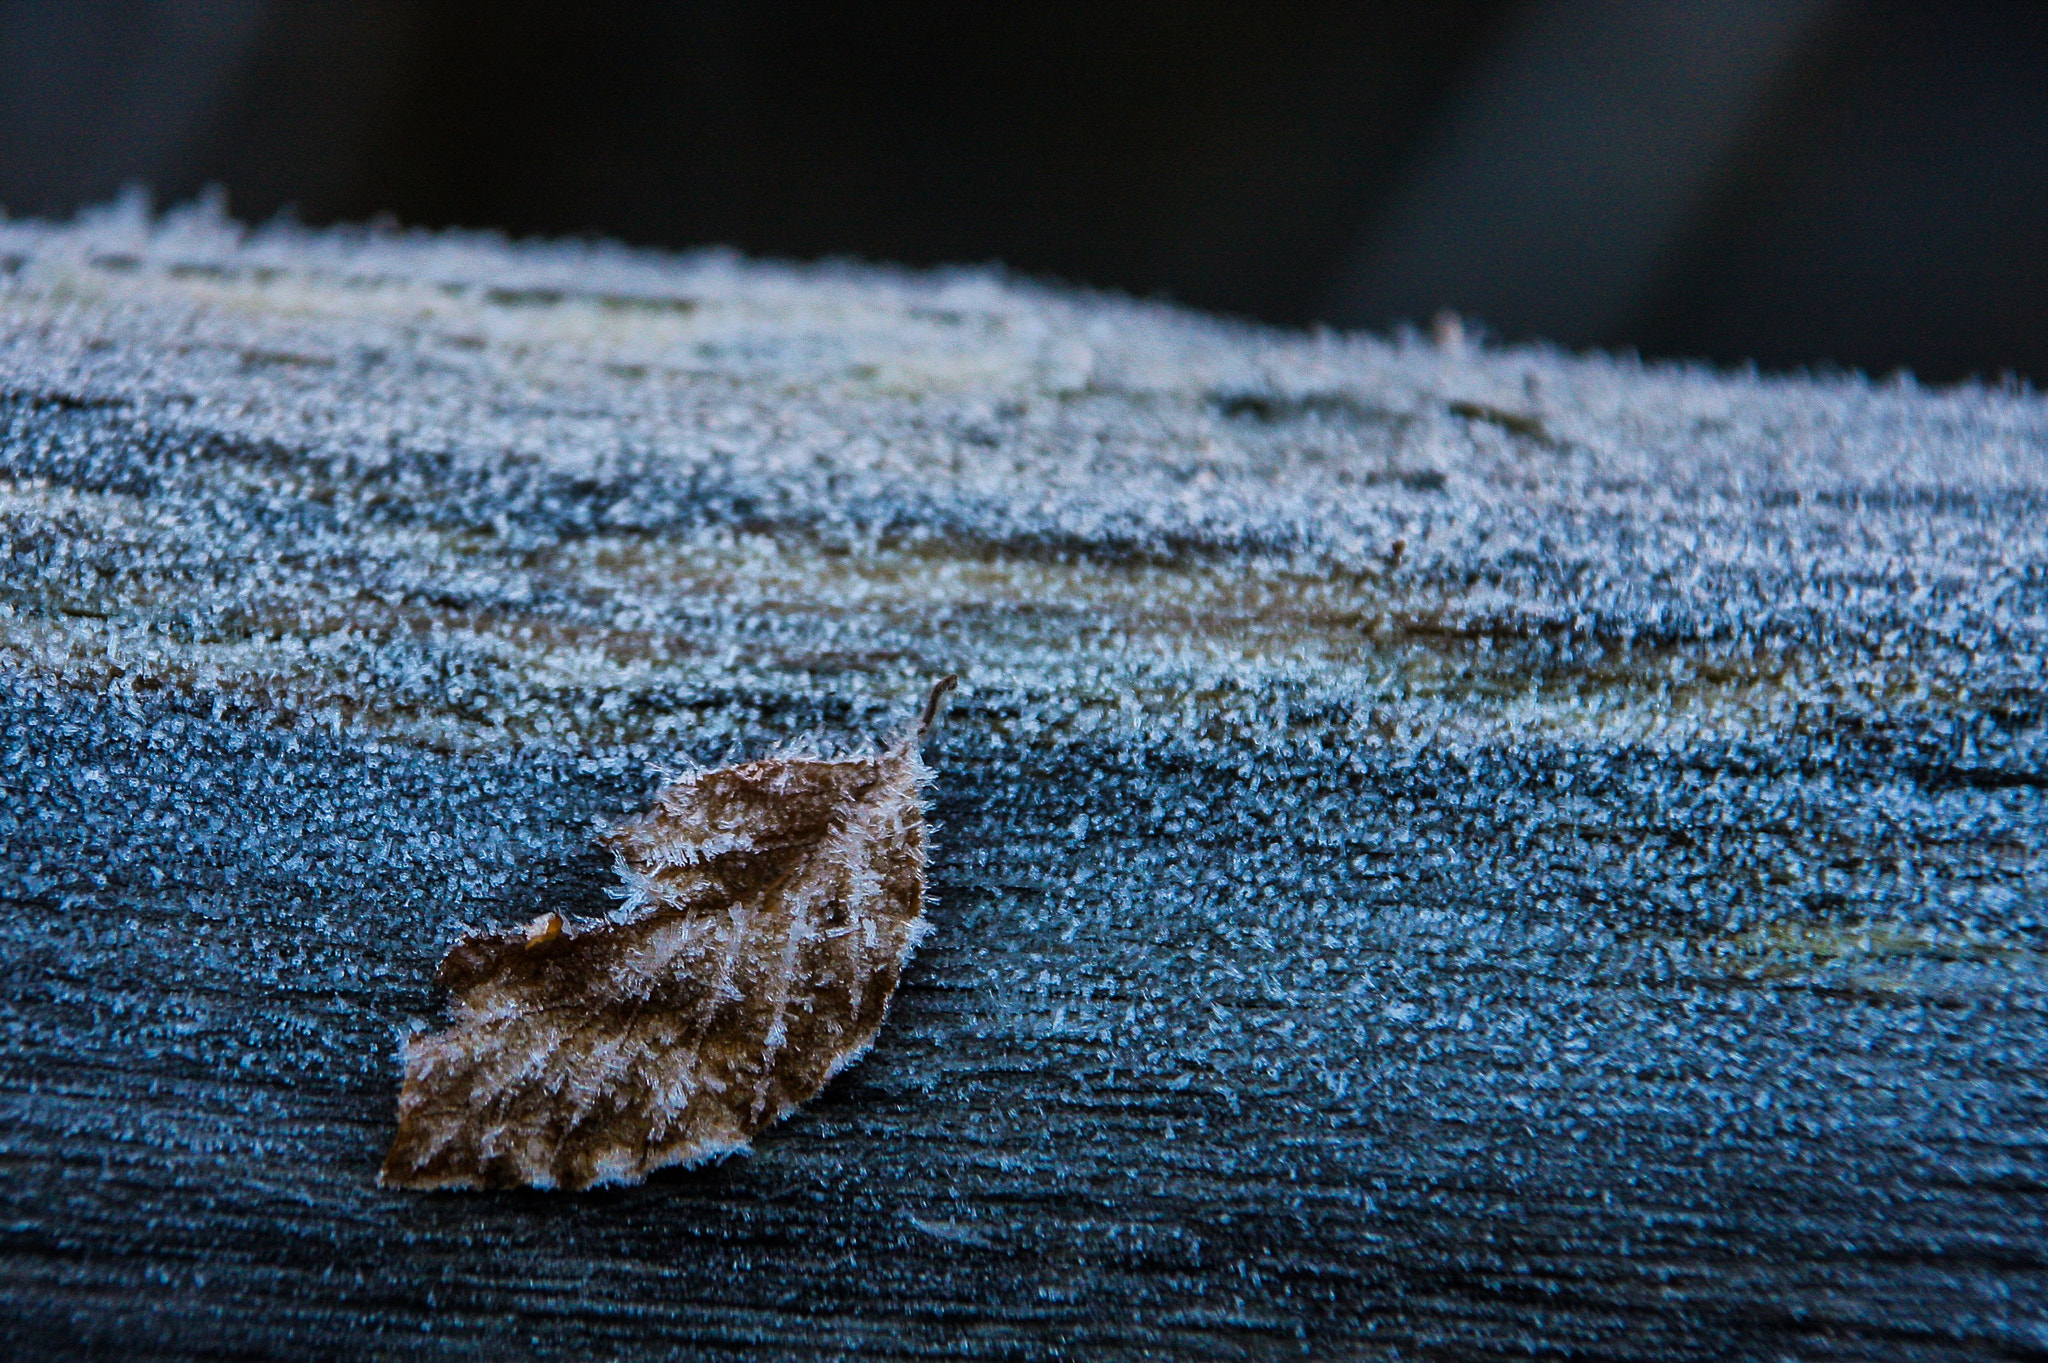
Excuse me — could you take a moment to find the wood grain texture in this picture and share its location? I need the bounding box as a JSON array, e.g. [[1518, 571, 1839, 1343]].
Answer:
[[1, 202, 2044, 1359]]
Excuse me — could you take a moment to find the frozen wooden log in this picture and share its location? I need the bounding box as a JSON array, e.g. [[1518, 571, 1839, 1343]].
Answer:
[[2, 198, 2043, 1359]]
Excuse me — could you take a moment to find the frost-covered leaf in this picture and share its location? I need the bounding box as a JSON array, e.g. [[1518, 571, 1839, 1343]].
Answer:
[[380, 678, 955, 1191]]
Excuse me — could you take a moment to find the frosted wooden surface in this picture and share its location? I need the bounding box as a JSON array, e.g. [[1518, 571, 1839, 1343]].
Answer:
[[2, 201, 2044, 1359]]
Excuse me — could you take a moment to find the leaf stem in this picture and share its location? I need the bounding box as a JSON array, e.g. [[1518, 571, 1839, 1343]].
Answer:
[[917, 675, 959, 737]]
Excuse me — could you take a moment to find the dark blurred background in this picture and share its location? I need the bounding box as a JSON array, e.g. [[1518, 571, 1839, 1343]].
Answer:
[[0, 0, 2043, 382]]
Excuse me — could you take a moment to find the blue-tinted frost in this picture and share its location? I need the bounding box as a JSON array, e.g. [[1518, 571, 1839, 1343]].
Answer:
[[0, 201, 2044, 1358]]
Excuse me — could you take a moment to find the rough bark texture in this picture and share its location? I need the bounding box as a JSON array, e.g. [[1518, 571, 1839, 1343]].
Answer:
[[2, 200, 2044, 1360]]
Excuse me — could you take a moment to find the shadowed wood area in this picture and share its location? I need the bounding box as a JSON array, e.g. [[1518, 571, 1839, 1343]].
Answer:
[[2, 202, 2045, 1359]]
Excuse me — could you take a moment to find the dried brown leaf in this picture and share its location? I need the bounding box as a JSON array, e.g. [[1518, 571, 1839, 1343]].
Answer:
[[380, 676, 956, 1191]]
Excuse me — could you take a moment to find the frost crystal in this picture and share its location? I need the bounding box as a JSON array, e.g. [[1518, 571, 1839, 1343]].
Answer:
[[382, 681, 949, 1191], [2, 202, 2044, 1355]]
